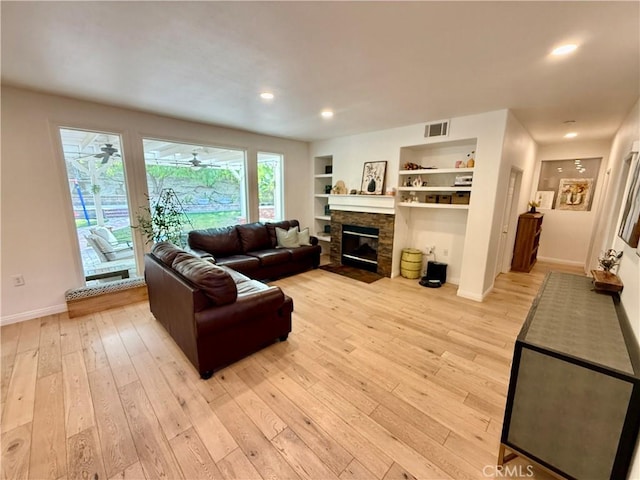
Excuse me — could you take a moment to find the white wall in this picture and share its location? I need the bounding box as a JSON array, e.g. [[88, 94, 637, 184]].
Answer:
[[1, 86, 310, 323], [600, 99, 640, 480], [530, 140, 611, 266], [488, 112, 538, 284], [311, 109, 509, 299]]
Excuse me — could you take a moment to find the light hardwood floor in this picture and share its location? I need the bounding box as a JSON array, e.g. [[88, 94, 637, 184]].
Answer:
[[1, 261, 585, 480]]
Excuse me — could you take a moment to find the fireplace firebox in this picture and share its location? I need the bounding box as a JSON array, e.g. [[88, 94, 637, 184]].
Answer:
[[341, 225, 379, 272]]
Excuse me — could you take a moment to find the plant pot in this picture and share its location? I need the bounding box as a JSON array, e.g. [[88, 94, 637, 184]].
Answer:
[[529, 207, 537, 213]]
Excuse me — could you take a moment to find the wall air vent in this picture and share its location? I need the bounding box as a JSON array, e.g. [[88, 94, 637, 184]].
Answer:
[[424, 120, 450, 138]]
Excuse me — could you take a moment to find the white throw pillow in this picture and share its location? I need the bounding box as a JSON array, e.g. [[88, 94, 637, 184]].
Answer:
[[298, 227, 311, 246], [275, 226, 300, 248]]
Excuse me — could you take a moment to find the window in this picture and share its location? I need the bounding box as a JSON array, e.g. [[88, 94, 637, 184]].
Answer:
[[59, 128, 137, 284], [142, 139, 247, 233], [257, 152, 284, 222]]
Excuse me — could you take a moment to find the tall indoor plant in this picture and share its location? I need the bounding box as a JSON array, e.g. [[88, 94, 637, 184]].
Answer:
[[135, 188, 190, 246]]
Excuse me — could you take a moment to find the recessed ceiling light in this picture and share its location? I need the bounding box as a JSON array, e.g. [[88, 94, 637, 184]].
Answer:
[[260, 92, 274, 100], [552, 44, 578, 56], [321, 110, 334, 119], [565, 132, 578, 138]]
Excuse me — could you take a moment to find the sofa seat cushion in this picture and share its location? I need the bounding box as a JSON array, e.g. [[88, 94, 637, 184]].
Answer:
[[266, 220, 300, 248], [188, 226, 241, 257], [172, 253, 237, 305], [236, 223, 271, 253], [236, 279, 271, 297], [247, 248, 292, 267], [216, 255, 261, 272], [285, 244, 322, 261], [214, 264, 252, 285], [152, 241, 185, 266]]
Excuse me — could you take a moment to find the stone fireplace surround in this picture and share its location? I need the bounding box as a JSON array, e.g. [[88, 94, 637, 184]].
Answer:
[[330, 210, 395, 277]]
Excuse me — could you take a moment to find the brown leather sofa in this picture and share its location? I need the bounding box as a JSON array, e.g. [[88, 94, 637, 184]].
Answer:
[[144, 242, 293, 378], [187, 220, 321, 280]]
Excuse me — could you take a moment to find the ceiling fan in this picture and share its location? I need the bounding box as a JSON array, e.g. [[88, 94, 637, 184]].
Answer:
[[94, 144, 120, 164], [73, 143, 121, 164]]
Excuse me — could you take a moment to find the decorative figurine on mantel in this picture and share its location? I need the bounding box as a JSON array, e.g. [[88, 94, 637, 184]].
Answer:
[[331, 180, 348, 195]]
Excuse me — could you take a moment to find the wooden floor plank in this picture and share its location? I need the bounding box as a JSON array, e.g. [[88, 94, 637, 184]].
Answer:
[[58, 313, 81, 357], [78, 317, 109, 373], [88, 367, 138, 478], [159, 360, 238, 462], [271, 427, 340, 480], [16, 318, 40, 354], [1, 423, 32, 480], [2, 349, 39, 432], [61, 351, 95, 437], [236, 363, 354, 477], [66, 427, 106, 480], [216, 448, 262, 480], [118, 381, 184, 480], [217, 367, 287, 440], [107, 461, 146, 480], [30, 373, 66, 480], [95, 311, 138, 388], [169, 427, 224, 480], [130, 351, 191, 440], [211, 393, 301, 480]]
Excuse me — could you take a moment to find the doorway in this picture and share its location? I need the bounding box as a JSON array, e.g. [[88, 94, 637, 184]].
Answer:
[[495, 168, 523, 276]]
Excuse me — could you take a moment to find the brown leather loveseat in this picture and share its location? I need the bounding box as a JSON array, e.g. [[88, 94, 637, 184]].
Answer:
[[145, 242, 293, 378], [187, 220, 321, 280]]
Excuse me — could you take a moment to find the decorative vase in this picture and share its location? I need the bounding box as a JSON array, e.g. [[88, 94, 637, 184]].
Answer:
[[529, 206, 537, 213], [367, 178, 376, 192]]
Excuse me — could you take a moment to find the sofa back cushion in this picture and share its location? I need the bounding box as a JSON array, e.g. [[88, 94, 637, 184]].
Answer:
[[236, 223, 271, 253], [172, 253, 237, 305], [266, 220, 300, 248], [188, 226, 242, 257], [152, 241, 184, 266]]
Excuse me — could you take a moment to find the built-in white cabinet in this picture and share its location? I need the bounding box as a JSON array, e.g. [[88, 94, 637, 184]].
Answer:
[[397, 139, 476, 209], [313, 155, 333, 245]]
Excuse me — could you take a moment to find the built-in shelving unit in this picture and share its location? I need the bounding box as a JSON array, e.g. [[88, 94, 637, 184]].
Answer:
[[313, 156, 333, 246], [397, 141, 476, 208]]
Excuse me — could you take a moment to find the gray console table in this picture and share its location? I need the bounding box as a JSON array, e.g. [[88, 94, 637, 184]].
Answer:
[[499, 272, 640, 479]]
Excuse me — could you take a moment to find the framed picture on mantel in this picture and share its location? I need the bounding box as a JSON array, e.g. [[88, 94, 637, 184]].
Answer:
[[361, 161, 387, 195]]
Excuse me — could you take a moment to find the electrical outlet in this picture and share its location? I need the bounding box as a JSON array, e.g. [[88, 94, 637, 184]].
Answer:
[[12, 275, 25, 287], [425, 245, 435, 255], [443, 249, 449, 256]]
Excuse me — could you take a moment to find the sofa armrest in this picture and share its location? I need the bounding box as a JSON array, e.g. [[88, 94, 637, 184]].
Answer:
[[195, 287, 287, 336]]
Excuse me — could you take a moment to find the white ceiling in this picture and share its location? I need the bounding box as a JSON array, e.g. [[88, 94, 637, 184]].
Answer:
[[2, 1, 638, 144]]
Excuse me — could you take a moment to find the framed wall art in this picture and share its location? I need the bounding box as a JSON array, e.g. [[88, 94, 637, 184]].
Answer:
[[618, 155, 640, 249], [555, 178, 594, 211], [361, 161, 387, 195]]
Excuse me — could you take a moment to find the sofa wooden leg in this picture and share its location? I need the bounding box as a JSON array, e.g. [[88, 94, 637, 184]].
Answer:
[[200, 370, 214, 380], [279, 334, 289, 341]]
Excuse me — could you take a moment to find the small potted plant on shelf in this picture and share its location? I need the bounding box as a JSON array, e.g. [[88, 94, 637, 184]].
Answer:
[[598, 249, 623, 274], [528, 200, 540, 213]]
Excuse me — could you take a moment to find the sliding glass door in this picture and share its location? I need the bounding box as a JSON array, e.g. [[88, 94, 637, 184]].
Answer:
[[59, 128, 137, 284]]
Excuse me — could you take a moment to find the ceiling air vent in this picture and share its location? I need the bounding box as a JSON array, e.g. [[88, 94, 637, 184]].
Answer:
[[424, 120, 449, 138]]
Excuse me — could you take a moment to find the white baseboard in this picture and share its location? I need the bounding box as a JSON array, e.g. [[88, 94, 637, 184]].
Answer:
[[456, 283, 493, 302], [537, 256, 585, 267], [1, 304, 68, 326]]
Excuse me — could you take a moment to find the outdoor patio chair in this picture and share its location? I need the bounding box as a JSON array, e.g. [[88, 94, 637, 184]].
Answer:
[[85, 233, 134, 263]]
